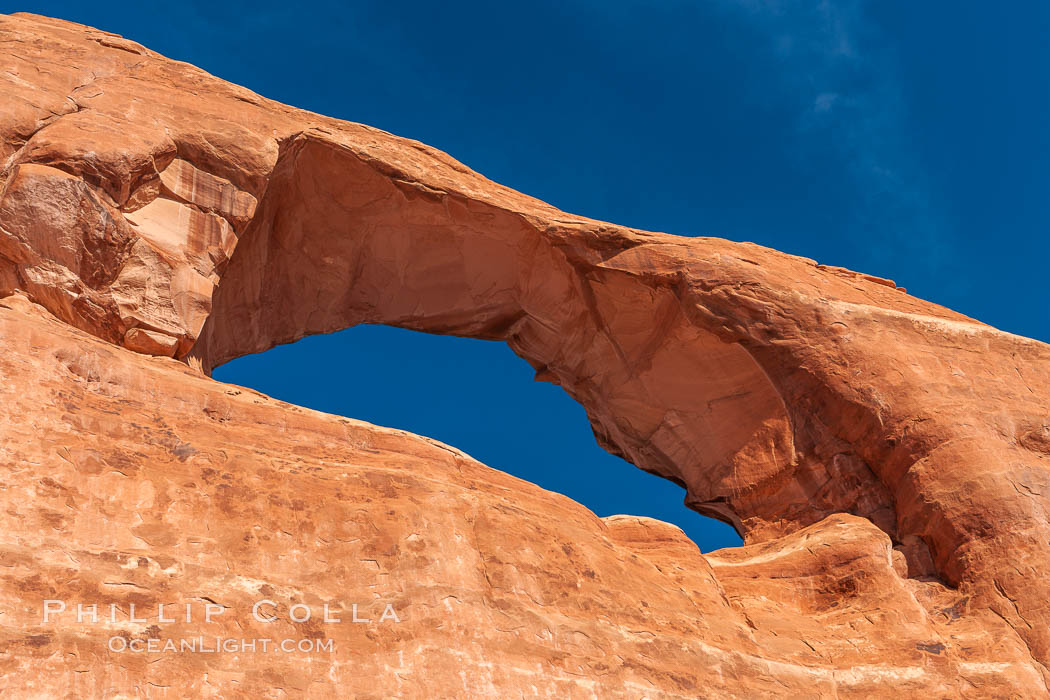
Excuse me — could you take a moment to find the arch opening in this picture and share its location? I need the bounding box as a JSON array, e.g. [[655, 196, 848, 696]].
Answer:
[[213, 323, 743, 551]]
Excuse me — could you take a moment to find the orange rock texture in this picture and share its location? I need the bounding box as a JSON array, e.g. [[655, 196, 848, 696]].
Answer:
[[2, 11, 1049, 698]]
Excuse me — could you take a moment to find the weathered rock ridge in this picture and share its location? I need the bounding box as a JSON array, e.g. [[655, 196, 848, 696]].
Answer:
[[1, 12, 1049, 698]]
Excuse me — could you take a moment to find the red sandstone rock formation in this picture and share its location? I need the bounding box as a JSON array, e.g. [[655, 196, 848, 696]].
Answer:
[[1, 12, 1049, 698]]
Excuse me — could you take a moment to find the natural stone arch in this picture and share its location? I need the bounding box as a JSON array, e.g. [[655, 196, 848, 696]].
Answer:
[[192, 134, 811, 538]]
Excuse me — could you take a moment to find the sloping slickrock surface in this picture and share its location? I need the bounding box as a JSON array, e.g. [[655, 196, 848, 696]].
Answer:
[[2, 12, 1050, 698]]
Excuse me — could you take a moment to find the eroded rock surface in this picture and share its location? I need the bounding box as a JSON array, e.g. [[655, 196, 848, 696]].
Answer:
[[2, 12, 1049, 698]]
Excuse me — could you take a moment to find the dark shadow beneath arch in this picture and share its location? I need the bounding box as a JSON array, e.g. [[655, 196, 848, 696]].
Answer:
[[213, 324, 743, 552]]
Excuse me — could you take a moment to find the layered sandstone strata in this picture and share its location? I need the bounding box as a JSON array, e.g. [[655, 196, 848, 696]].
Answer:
[[1, 12, 1049, 698]]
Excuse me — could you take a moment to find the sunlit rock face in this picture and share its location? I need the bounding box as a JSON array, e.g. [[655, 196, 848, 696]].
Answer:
[[2, 11, 1050, 698]]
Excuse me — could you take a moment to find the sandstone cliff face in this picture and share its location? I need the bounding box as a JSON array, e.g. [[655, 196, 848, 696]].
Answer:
[[1, 12, 1049, 698]]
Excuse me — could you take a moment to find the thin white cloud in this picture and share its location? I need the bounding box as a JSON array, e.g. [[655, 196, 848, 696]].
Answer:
[[722, 0, 948, 273], [813, 92, 838, 113]]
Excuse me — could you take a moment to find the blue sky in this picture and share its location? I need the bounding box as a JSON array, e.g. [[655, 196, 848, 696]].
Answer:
[[11, 2, 1049, 550]]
